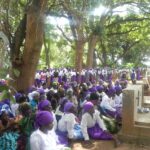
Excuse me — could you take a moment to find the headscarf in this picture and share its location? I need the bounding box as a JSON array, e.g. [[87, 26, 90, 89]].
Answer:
[[0, 103, 13, 117], [89, 86, 97, 93], [96, 85, 104, 92], [35, 111, 53, 128], [115, 86, 122, 92], [64, 102, 74, 113], [37, 89, 45, 95], [38, 100, 51, 110], [83, 102, 94, 112], [59, 98, 68, 112], [15, 93, 22, 102], [107, 87, 116, 96]]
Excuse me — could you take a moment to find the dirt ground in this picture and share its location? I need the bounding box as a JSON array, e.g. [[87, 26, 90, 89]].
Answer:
[[71, 140, 150, 150]]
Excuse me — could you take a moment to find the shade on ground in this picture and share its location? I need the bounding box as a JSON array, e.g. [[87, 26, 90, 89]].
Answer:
[[71, 140, 150, 150]]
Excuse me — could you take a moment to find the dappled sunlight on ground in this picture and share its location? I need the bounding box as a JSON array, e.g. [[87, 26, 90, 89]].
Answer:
[[71, 140, 150, 150]]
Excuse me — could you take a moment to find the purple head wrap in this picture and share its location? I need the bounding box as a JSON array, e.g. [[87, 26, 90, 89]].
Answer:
[[37, 89, 45, 95], [107, 87, 116, 96], [83, 102, 94, 112], [115, 86, 122, 92], [35, 111, 53, 128], [96, 86, 104, 92], [15, 93, 22, 102], [64, 102, 74, 113], [63, 84, 70, 90], [38, 100, 51, 110], [89, 86, 97, 93], [59, 98, 68, 105]]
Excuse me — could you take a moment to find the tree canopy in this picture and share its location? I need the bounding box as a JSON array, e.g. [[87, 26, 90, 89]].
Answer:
[[0, 0, 150, 91]]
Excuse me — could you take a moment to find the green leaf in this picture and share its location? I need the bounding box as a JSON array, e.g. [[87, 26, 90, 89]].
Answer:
[[0, 90, 10, 101], [9, 94, 16, 103], [0, 85, 9, 92], [0, 90, 15, 103]]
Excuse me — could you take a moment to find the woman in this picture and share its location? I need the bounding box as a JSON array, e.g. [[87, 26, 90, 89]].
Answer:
[[38, 99, 57, 130], [18, 102, 35, 150], [55, 98, 68, 122], [81, 102, 120, 146], [0, 105, 19, 150], [57, 102, 83, 140], [38, 99, 68, 146], [30, 111, 70, 150]]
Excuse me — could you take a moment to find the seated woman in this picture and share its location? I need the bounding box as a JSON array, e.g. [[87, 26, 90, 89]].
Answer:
[[100, 87, 121, 121], [30, 111, 70, 150], [38, 99, 57, 130], [38, 99, 68, 146], [0, 103, 19, 150], [55, 98, 68, 122], [57, 102, 83, 140], [18, 102, 35, 150], [81, 102, 120, 146]]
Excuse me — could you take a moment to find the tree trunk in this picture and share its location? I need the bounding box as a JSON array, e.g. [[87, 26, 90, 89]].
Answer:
[[75, 40, 84, 73], [44, 34, 50, 68], [87, 35, 98, 68], [100, 39, 107, 67], [11, 0, 48, 92]]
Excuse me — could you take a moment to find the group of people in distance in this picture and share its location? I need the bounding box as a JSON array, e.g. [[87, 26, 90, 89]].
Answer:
[[0, 67, 146, 150]]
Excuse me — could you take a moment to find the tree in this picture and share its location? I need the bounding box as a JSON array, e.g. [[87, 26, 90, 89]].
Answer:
[[1, 0, 48, 92]]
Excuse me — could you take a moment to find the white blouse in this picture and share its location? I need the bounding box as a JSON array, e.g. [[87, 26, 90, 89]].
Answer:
[[81, 110, 107, 140], [30, 129, 64, 150], [100, 95, 116, 112], [58, 113, 77, 139], [113, 94, 122, 108]]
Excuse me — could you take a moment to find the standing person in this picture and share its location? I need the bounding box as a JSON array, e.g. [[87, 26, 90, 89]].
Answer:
[[81, 102, 120, 147], [30, 111, 70, 150], [131, 69, 136, 84]]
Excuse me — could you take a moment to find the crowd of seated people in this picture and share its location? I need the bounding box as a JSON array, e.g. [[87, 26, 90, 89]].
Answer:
[[0, 67, 146, 150]]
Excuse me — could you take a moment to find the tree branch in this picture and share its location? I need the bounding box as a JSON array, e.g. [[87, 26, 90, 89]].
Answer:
[[56, 25, 72, 43], [11, 15, 26, 59], [107, 17, 150, 28]]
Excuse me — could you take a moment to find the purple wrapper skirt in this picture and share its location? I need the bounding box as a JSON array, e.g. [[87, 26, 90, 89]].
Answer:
[[105, 108, 122, 122], [88, 123, 112, 140], [56, 124, 84, 145]]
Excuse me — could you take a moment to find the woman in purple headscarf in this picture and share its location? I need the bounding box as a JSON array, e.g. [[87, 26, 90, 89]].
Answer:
[[55, 98, 68, 122], [81, 102, 120, 147], [57, 102, 84, 140], [38, 100, 69, 146], [100, 87, 121, 121], [38, 100, 57, 130], [30, 111, 70, 150]]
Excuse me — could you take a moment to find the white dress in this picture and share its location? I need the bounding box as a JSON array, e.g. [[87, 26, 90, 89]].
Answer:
[[100, 95, 116, 112], [58, 113, 77, 139], [81, 110, 107, 140], [30, 129, 65, 150]]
